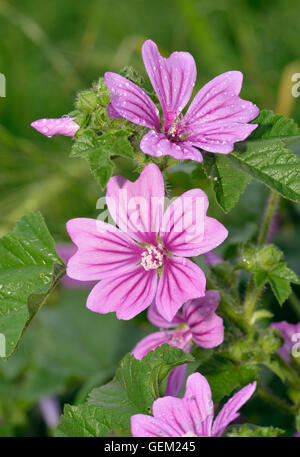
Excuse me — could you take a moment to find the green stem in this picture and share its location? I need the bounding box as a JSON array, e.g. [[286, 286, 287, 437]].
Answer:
[[289, 292, 300, 320], [243, 279, 264, 319], [257, 190, 280, 249], [274, 354, 300, 392], [206, 276, 251, 333], [243, 190, 280, 320], [258, 387, 296, 415]]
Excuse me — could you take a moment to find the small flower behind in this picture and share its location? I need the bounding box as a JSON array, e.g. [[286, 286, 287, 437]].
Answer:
[[270, 321, 300, 363], [132, 290, 224, 396], [105, 39, 259, 162], [66, 163, 228, 321], [131, 372, 257, 437]]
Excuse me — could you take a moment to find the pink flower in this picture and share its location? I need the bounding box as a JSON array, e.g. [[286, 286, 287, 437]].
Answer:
[[105, 40, 259, 163], [31, 116, 79, 137], [66, 164, 228, 321], [270, 321, 300, 363], [132, 290, 224, 396], [131, 372, 257, 437], [133, 291, 224, 356]]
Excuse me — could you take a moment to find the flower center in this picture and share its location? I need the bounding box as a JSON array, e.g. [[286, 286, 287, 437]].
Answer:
[[181, 431, 198, 437], [165, 327, 191, 349], [167, 123, 181, 142], [141, 245, 163, 271]]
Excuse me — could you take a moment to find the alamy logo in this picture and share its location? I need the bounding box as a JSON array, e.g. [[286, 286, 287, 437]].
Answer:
[[292, 332, 300, 358], [292, 73, 300, 98], [0, 73, 5, 98], [0, 333, 6, 358]]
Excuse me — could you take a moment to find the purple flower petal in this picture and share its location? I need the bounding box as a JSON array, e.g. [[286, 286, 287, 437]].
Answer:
[[31, 117, 79, 137], [106, 163, 165, 245], [66, 218, 143, 280], [156, 257, 206, 322], [183, 291, 224, 348], [132, 331, 172, 360], [86, 264, 157, 320], [131, 414, 180, 437], [165, 364, 188, 398], [212, 382, 257, 437], [39, 396, 61, 429], [160, 189, 208, 257], [140, 130, 203, 162], [205, 251, 223, 267], [187, 121, 258, 154], [142, 40, 196, 131], [104, 72, 160, 130], [147, 303, 184, 328], [183, 372, 214, 436], [181, 71, 259, 153], [160, 190, 228, 257], [153, 396, 200, 436], [184, 71, 258, 128], [107, 102, 122, 119], [56, 243, 96, 288]]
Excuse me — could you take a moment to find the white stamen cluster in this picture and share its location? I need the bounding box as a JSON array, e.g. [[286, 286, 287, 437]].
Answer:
[[168, 332, 185, 346], [181, 431, 198, 437], [141, 245, 163, 271]]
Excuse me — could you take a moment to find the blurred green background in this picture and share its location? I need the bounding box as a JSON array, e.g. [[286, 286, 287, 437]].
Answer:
[[0, 0, 299, 436]]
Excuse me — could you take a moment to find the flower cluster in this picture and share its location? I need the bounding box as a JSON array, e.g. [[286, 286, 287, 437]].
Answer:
[[30, 39, 263, 437]]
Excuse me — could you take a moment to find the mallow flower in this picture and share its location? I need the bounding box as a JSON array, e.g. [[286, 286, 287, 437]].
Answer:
[[270, 321, 300, 363], [131, 372, 257, 437], [105, 39, 259, 162], [66, 163, 228, 321], [31, 116, 79, 137], [132, 290, 224, 396]]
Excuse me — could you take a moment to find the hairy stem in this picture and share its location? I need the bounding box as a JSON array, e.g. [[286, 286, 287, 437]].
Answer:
[[243, 190, 280, 320], [258, 387, 296, 416], [289, 292, 300, 320], [206, 275, 251, 333], [243, 279, 264, 320], [257, 190, 280, 249], [274, 354, 300, 392]]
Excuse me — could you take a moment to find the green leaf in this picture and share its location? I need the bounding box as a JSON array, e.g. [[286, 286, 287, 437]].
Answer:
[[56, 404, 121, 437], [203, 153, 251, 212], [240, 243, 299, 305], [250, 110, 300, 139], [228, 110, 300, 202], [71, 129, 133, 189], [198, 355, 259, 402], [268, 263, 300, 305], [0, 212, 65, 358], [88, 345, 193, 428], [56, 345, 193, 436], [226, 424, 284, 437]]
